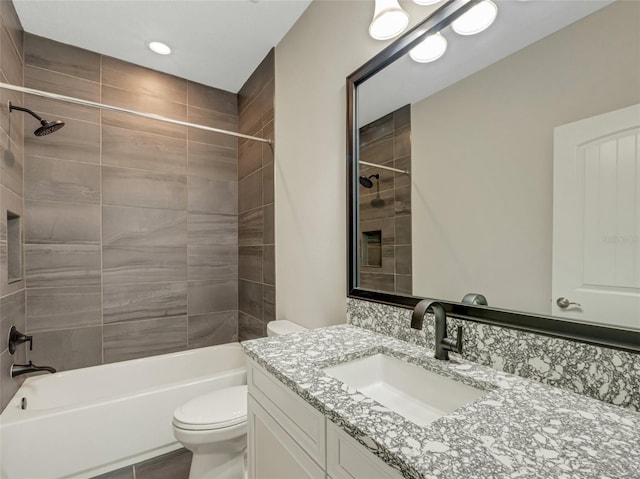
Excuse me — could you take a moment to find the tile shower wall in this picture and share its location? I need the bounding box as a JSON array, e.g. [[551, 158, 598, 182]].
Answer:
[[358, 105, 411, 294], [237, 50, 275, 340], [22, 33, 240, 371], [347, 298, 640, 411], [0, 0, 25, 412]]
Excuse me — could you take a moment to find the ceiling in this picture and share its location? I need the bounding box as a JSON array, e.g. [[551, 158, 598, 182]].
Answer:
[[13, 0, 312, 93]]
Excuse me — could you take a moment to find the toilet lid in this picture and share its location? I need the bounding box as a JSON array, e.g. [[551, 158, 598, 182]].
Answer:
[[173, 385, 247, 431]]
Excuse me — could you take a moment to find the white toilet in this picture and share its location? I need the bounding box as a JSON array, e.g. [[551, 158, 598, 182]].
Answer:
[[172, 321, 307, 479], [172, 385, 248, 479]]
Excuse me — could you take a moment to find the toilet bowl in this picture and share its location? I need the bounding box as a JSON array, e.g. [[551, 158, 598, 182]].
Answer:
[[172, 385, 248, 479]]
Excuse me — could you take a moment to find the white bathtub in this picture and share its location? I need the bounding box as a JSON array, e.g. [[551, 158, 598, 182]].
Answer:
[[0, 342, 247, 479]]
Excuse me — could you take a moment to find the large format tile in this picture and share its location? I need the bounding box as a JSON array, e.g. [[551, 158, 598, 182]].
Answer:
[[188, 311, 238, 349], [102, 86, 188, 122], [25, 89, 99, 124], [188, 81, 237, 116], [263, 245, 275, 285], [1, 0, 24, 61], [1, 132, 24, 197], [238, 208, 263, 246], [102, 206, 187, 247], [28, 326, 102, 372], [25, 155, 100, 204], [0, 290, 25, 354], [187, 106, 237, 149], [263, 285, 275, 324], [239, 280, 262, 320], [188, 213, 237, 247], [263, 204, 274, 245], [25, 65, 100, 103], [102, 125, 187, 175], [1, 24, 23, 86], [188, 141, 236, 181], [238, 170, 262, 214], [239, 246, 262, 283], [262, 161, 274, 205], [102, 166, 187, 210], [187, 245, 238, 281], [188, 176, 236, 214], [0, 79, 25, 145], [238, 311, 264, 341], [24, 244, 101, 288], [24, 115, 100, 164], [102, 56, 188, 102], [103, 246, 187, 284], [238, 50, 274, 114], [238, 138, 262, 180], [25, 200, 101, 244], [103, 317, 188, 363], [102, 110, 186, 140], [26, 285, 102, 332], [25, 34, 100, 81], [103, 281, 187, 324], [188, 279, 237, 314]]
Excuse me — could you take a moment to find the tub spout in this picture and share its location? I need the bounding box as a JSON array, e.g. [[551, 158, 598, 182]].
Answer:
[[11, 361, 56, 378]]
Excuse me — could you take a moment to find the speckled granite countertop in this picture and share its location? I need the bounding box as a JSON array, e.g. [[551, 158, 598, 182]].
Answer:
[[241, 325, 640, 479]]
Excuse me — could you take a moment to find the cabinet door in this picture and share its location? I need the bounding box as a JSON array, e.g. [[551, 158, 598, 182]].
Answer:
[[327, 421, 403, 479], [248, 394, 325, 479]]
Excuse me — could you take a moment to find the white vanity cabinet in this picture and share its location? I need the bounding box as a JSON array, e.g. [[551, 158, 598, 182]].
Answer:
[[247, 359, 403, 479]]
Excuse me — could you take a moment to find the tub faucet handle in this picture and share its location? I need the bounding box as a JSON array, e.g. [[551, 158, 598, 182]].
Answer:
[[8, 326, 32, 354]]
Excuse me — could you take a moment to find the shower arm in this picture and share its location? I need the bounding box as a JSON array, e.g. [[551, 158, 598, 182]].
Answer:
[[8, 102, 44, 122], [0, 82, 271, 145]]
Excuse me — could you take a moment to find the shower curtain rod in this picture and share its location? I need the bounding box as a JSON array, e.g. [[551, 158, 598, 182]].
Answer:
[[359, 160, 409, 175], [0, 82, 271, 145]]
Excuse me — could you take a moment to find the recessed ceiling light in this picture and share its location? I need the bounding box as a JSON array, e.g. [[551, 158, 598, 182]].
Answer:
[[409, 32, 447, 63], [148, 41, 172, 55], [413, 0, 441, 5], [451, 0, 498, 36]]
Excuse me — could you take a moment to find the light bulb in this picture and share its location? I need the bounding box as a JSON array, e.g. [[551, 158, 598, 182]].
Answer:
[[369, 0, 410, 40], [409, 32, 447, 63], [451, 0, 498, 36]]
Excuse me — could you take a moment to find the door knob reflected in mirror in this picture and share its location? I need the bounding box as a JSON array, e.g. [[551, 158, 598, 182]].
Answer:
[[556, 297, 582, 310]]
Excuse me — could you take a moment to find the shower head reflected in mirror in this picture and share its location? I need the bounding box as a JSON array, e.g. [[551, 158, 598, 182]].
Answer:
[[359, 173, 379, 188], [8, 102, 65, 136]]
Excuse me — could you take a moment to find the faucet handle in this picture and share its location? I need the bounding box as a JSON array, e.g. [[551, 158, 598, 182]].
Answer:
[[442, 325, 463, 355], [8, 326, 33, 354]]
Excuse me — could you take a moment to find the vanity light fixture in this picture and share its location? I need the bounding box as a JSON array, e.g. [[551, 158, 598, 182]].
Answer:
[[369, 0, 410, 40], [148, 41, 172, 55], [451, 0, 498, 35], [409, 32, 447, 63]]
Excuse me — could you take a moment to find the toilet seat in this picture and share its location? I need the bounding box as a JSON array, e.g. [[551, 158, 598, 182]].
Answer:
[[173, 385, 247, 431]]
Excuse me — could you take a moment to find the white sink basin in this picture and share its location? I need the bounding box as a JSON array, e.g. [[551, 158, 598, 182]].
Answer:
[[322, 353, 489, 427]]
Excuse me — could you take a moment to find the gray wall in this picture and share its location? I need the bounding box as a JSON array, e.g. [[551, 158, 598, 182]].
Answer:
[[0, 0, 25, 412], [21, 33, 241, 371], [237, 51, 275, 340]]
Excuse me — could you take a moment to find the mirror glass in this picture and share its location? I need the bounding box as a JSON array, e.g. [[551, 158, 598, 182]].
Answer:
[[355, 0, 640, 331]]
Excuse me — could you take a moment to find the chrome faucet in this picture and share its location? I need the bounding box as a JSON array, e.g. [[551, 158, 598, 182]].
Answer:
[[411, 299, 463, 360], [11, 361, 56, 378]]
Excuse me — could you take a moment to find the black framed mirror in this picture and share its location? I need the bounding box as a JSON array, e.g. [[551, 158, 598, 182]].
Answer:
[[347, 0, 640, 353]]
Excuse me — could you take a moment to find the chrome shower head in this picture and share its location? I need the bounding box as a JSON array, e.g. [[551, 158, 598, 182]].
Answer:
[[8, 102, 65, 136]]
